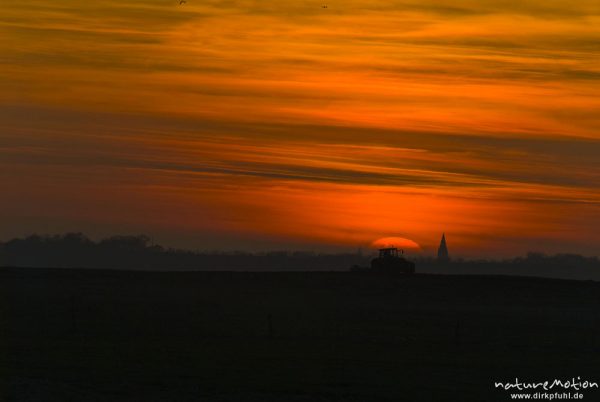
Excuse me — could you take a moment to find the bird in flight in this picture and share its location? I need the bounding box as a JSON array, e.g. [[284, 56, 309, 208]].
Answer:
[[322, 5, 328, 8]]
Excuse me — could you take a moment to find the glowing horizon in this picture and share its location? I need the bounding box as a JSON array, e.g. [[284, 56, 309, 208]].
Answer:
[[1, 0, 599, 257]]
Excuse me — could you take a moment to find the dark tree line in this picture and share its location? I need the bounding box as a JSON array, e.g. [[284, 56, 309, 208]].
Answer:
[[1, 233, 598, 279], [414, 253, 600, 281], [0, 233, 371, 271]]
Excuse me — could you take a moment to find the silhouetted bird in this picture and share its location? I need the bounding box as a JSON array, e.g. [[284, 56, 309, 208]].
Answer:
[[322, 5, 328, 8]]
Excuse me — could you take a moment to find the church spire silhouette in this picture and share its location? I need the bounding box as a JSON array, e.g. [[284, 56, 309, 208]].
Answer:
[[437, 233, 450, 262]]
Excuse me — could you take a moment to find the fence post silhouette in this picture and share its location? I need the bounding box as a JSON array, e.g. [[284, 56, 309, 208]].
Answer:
[[70, 294, 78, 336], [454, 319, 460, 347], [267, 313, 274, 339]]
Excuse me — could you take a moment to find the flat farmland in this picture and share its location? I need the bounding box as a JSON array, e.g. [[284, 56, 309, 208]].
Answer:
[[2, 268, 599, 401]]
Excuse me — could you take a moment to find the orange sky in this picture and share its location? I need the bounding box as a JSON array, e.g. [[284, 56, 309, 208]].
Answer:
[[1, 0, 599, 256]]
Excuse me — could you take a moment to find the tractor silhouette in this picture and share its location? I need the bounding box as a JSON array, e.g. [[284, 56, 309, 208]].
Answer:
[[370, 247, 415, 274]]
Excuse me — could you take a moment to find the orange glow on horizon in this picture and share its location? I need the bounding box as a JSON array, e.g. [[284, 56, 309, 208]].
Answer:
[[371, 237, 421, 252], [1, 0, 599, 256]]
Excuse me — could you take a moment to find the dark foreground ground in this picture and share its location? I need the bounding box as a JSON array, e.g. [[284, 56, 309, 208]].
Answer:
[[2, 268, 599, 402]]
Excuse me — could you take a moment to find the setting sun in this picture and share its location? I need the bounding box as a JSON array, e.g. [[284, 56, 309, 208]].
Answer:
[[371, 237, 421, 251]]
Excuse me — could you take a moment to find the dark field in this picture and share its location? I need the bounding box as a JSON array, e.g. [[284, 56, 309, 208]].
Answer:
[[2, 268, 600, 401]]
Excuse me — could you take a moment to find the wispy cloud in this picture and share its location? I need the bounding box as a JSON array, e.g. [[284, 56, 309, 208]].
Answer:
[[1, 1, 599, 255]]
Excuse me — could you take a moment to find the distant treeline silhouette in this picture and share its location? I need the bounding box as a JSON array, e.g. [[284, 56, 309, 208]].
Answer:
[[1, 233, 598, 280], [0, 233, 371, 271], [414, 253, 600, 281]]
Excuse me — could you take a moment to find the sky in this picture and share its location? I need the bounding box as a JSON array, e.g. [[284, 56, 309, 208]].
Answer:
[[1, 0, 599, 257]]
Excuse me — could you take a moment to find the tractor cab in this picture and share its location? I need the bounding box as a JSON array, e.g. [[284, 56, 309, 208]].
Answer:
[[371, 247, 415, 274], [378, 247, 403, 259]]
